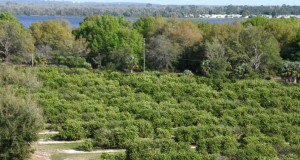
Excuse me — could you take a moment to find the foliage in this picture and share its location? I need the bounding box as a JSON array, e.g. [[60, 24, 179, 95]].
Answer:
[[1, 13, 298, 79], [29, 19, 90, 65], [0, 13, 34, 63], [0, 13, 299, 159], [202, 24, 283, 77], [100, 152, 126, 160], [1, 3, 300, 17], [30, 19, 73, 51], [279, 61, 300, 83], [147, 35, 181, 71], [34, 66, 300, 159], [51, 55, 91, 68], [78, 139, 93, 151], [0, 66, 43, 160], [244, 17, 300, 61], [74, 15, 144, 69], [57, 120, 85, 141], [0, 12, 20, 24]]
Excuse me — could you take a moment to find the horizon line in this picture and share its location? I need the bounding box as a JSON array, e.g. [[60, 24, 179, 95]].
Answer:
[[1, 0, 299, 6]]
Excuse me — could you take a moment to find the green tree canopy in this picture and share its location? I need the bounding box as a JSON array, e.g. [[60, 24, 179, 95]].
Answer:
[[0, 12, 20, 24], [202, 25, 283, 77], [74, 15, 144, 69], [0, 13, 34, 63], [244, 17, 300, 61], [30, 19, 74, 52], [147, 35, 181, 71], [29, 19, 90, 66]]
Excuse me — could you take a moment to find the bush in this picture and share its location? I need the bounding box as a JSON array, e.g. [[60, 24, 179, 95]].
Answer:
[[155, 128, 171, 139], [58, 121, 85, 141], [78, 139, 93, 151], [35, 67, 300, 159], [136, 119, 154, 138], [174, 127, 196, 144], [94, 128, 114, 148], [51, 55, 92, 68], [0, 66, 43, 160], [235, 142, 278, 159], [0, 89, 43, 160], [113, 126, 139, 148], [279, 61, 300, 83], [100, 152, 126, 160]]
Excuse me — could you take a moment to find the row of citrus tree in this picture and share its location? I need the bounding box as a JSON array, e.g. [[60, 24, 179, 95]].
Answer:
[[35, 67, 300, 159]]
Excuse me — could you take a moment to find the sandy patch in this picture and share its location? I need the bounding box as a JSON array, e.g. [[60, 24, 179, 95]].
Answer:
[[38, 139, 83, 144], [38, 130, 59, 135], [60, 149, 126, 154], [28, 152, 51, 160]]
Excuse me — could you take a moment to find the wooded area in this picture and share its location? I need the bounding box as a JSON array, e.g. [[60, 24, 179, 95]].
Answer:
[[1, 12, 299, 81], [1, 2, 300, 17]]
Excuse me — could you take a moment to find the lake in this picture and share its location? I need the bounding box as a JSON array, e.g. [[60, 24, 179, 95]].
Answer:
[[16, 15, 241, 28]]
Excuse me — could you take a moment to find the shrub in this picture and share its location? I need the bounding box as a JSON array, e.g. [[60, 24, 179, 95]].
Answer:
[[78, 139, 93, 151], [135, 119, 154, 138], [51, 55, 92, 68], [94, 128, 114, 148], [34, 67, 300, 159], [0, 66, 43, 160], [58, 120, 85, 141], [174, 127, 195, 144], [235, 142, 278, 159], [100, 152, 126, 160], [155, 128, 171, 139], [113, 126, 139, 148], [0, 89, 43, 160]]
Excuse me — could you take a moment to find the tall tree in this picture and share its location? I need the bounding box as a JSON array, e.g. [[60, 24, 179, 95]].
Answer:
[[0, 12, 20, 24], [30, 20, 74, 52], [239, 26, 282, 74], [134, 16, 155, 40], [30, 19, 89, 65], [244, 17, 300, 61], [0, 13, 34, 63], [202, 25, 283, 77], [74, 15, 144, 69], [202, 39, 230, 77], [147, 35, 181, 71]]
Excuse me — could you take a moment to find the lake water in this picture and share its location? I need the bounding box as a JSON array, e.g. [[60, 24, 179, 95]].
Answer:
[[17, 15, 84, 28], [16, 15, 241, 28]]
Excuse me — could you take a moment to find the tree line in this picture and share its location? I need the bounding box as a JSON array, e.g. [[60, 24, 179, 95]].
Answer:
[[0, 12, 299, 82], [1, 2, 300, 17]]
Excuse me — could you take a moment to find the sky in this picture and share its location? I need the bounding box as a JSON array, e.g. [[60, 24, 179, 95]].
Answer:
[[72, 0, 300, 6]]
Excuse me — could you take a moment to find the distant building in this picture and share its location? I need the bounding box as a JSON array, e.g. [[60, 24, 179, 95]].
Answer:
[[276, 15, 300, 18], [195, 14, 299, 19], [226, 14, 242, 18]]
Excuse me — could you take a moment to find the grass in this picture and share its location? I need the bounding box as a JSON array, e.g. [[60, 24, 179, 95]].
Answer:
[[51, 153, 101, 160], [33, 142, 82, 153], [37, 134, 57, 140], [34, 142, 124, 160]]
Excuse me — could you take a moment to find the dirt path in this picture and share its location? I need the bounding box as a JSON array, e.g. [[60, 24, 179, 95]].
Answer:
[[38, 130, 59, 135], [37, 139, 83, 144], [60, 149, 126, 154], [28, 151, 51, 160]]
